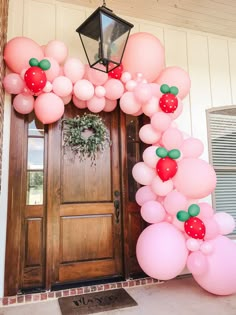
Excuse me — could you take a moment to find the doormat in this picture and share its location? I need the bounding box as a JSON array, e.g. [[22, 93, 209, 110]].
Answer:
[[58, 288, 138, 315]]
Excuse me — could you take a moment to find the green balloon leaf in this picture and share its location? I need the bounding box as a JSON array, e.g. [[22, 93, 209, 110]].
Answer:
[[160, 84, 170, 94], [170, 86, 179, 96], [39, 59, 51, 70], [29, 58, 39, 67], [156, 147, 168, 158], [188, 204, 200, 217], [176, 210, 190, 222], [168, 149, 181, 159]]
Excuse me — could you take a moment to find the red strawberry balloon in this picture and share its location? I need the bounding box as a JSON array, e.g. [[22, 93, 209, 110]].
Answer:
[[108, 64, 123, 80], [159, 84, 179, 113], [177, 204, 206, 240], [155, 147, 180, 182]]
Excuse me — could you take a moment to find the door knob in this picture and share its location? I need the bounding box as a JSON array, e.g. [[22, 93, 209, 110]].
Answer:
[[114, 199, 120, 223]]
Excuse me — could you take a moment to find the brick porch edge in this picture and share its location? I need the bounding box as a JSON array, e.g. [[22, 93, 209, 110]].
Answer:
[[0, 277, 164, 306]]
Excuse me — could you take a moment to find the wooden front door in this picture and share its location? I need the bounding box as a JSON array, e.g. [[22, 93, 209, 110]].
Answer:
[[47, 105, 122, 287]]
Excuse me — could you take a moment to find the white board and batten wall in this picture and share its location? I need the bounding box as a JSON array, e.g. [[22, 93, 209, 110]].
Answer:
[[1, 0, 236, 297]]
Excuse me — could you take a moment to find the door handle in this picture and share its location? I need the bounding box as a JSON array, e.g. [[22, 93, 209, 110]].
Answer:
[[114, 199, 120, 224]]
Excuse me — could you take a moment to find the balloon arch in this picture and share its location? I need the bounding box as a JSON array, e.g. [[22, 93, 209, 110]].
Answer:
[[3, 32, 236, 296]]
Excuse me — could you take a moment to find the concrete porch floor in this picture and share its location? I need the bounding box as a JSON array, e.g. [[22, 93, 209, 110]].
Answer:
[[0, 276, 236, 315]]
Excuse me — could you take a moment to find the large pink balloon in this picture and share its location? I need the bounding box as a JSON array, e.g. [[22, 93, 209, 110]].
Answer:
[[13, 93, 34, 114], [136, 222, 188, 280], [141, 200, 166, 224], [156, 66, 191, 99], [52, 76, 73, 97], [87, 96, 105, 113], [194, 236, 236, 295], [173, 158, 217, 199], [63, 58, 85, 83], [122, 32, 165, 82], [214, 212, 235, 235], [142, 97, 160, 117], [104, 79, 124, 100], [44, 40, 68, 64], [120, 92, 141, 114], [135, 186, 157, 206], [164, 191, 188, 215], [4, 37, 44, 74], [162, 128, 184, 150], [132, 162, 156, 185], [187, 251, 208, 276], [151, 112, 172, 132], [103, 99, 117, 112], [180, 138, 204, 158], [142, 145, 159, 168], [34, 92, 64, 124], [73, 96, 87, 109], [3, 73, 25, 94], [73, 80, 94, 101], [139, 124, 161, 144]]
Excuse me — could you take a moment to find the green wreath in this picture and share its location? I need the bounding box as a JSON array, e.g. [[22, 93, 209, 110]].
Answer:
[[62, 113, 111, 162]]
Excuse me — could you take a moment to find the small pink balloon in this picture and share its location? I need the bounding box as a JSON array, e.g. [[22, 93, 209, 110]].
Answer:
[[142, 97, 160, 117], [162, 128, 184, 150], [95, 86, 106, 98], [200, 241, 213, 255], [186, 238, 201, 252], [87, 66, 108, 86], [73, 95, 87, 109], [121, 71, 132, 83], [135, 186, 157, 206], [214, 212, 235, 235], [13, 93, 34, 114], [44, 57, 60, 82], [87, 96, 105, 113], [52, 76, 73, 97], [63, 58, 85, 83], [151, 112, 172, 132], [125, 80, 137, 91], [180, 137, 204, 158], [203, 218, 220, 240], [61, 94, 72, 105], [3, 73, 25, 94], [44, 40, 68, 64], [134, 83, 152, 103], [187, 251, 208, 276], [149, 83, 162, 98], [139, 124, 161, 144], [132, 162, 156, 186], [103, 99, 117, 112], [120, 92, 141, 115], [142, 145, 159, 168], [43, 81, 53, 93], [198, 202, 214, 220], [164, 191, 188, 215], [151, 177, 173, 196], [73, 79, 94, 101], [141, 200, 166, 224], [133, 107, 143, 116], [104, 79, 124, 100]]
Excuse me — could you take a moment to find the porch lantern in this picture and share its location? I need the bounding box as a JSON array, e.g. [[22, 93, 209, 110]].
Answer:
[[76, 1, 133, 73]]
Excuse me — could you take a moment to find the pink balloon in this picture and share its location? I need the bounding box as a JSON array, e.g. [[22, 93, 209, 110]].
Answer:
[[87, 67, 108, 86], [44, 57, 60, 82], [87, 96, 105, 113], [142, 97, 160, 117], [3, 73, 25, 94], [73, 79, 94, 101], [194, 236, 236, 295], [103, 99, 117, 112], [72, 96, 87, 109], [139, 124, 161, 144], [173, 158, 217, 199], [203, 218, 220, 240], [141, 200, 166, 224], [134, 83, 152, 103], [135, 186, 157, 206], [164, 191, 188, 215], [214, 212, 235, 235], [187, 251, 208, 276], [132, 162, 156, 186], [52, 76, 73, 97], [162, 128, 184, 150], [44, 40, 68, 64], [125, 80, 137, 91], [151, 177, 173, 196], [34, 92, 64, 124], [13, 93, 34, 114], [172, 215, 185, 232], [4, 37, 44, 73], [95, 86, 106, 98], [169, 98, 183, 119], [142, 145, 159, 168], [63, 58, 85, 83], [120, 92, 141, 114], [151, 112, 172, 132], [186, 238, 202, 252], [121, 71, 132, 83], [136, 222, 188, 280], [104, 79, 124, 100], [43, 81, 53, 93], [180, 138, 204, 158], [198, 202, 214, 220], [123, 33, 165, 82], [156, 66, 191, 99], [200, 241, 213, 255], [61, 94, 72, 105], [149, 83, 162, 98]]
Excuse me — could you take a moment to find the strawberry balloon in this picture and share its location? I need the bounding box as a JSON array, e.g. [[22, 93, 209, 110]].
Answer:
[[155, 147, 180, 181], [159, 84, 179, 113], [108, 64, 123, 80]]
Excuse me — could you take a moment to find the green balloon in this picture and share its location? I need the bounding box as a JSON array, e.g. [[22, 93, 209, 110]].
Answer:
[[188, 204, 200, 217], [156, 147, 168, 158], [39, 59, 51, 70], [160, 84, 170, 94], [176, 211, 190, 222], [29, 58, 39, 67], [170, 86, 179, 96], [168, 149, 181, 159]]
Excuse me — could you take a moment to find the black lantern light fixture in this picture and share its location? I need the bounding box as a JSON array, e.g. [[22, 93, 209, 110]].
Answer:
[[76, 1, 134, 73]]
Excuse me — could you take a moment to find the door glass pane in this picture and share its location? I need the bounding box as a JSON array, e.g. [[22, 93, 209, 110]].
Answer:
[[27, 138, 44, 170], [28, 113, 44, 136], [26, 171, 44, 205]]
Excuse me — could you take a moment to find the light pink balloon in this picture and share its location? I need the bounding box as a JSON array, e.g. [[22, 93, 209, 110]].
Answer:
[[214, 212, 235, 235], [164, 191, 188, 215], [142, 97, 160, 117], [133, 107, 143, 116], [134, 83, 152, 103], [162, 128, 184, 150], [4, 37, 44, 73], [52, 76, 73, 97], [95, 86, 106, 98], [72, 96, 87, 109], [135, 186, 157, 206], [198, 202, 214, 220], [187, 251, 208, 276], [44, 40, 68, 64], [141, 200, 166, 224], [73, 79, 94, 101], [13, 93, 34, 114], [169, 98, 183, 120], [3, 73, 25, 94], [121, 71, 132, 83], [34, 92, 64, 124], [142, 145, 159, 168], [87, 67, 108, 86], [136, 222, 188, 280], [132, 162, 156, 185], [203, 218, 220, 240], [44, 57, 60, 82], [87, 96, 105, 113], [156, 66, 191, 99], [139, 124, 161, 144], [173, 158, 217, 199], [61, 94, 72, 105], [125, 80, 137, 91], [186, 238, 202, 252], [103, 99, 117, 112], [149, 83, 162, 98], [120, 92, 141, 114], [194, 236, 236, 295], [172, 215, 185, 232], [63, 58, 85, 83], [151, 177, 173, 196], [43, 81, 53, 93], [200, 241, 213, 255], [104, 79, 124, 100], [123, 32, 165, 82], [180, 138, 204, 158], [151, 112, 172, 132]]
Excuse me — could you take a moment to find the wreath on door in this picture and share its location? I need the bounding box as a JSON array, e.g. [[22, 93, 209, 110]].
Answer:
[[62, 113, 111, 163]]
